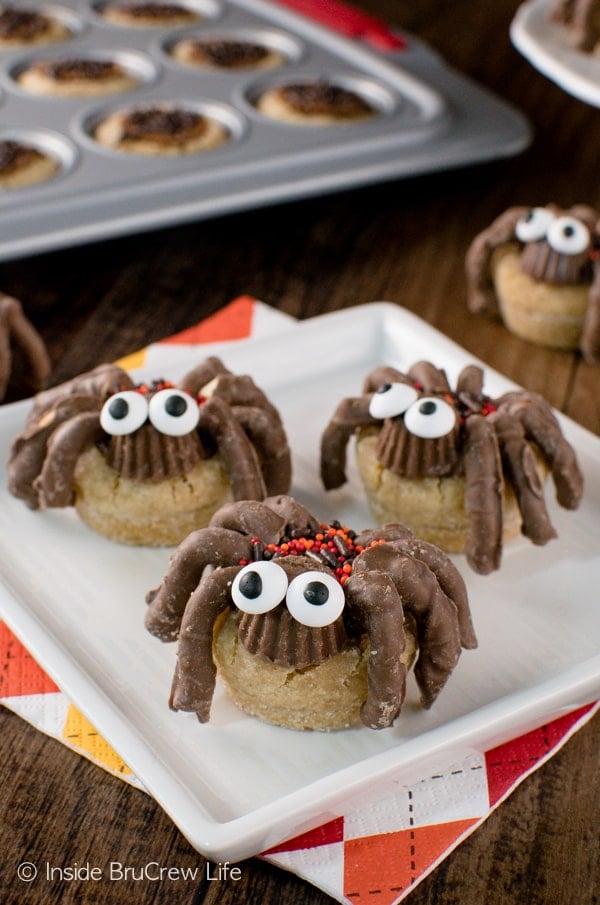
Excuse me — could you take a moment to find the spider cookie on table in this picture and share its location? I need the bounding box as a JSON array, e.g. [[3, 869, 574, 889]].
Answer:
[[466, 204, 600, 363], [0, 6, 71, 48], [170, 36, 286, 70], [256, 79, 376, 126], [7, 355, 291, 546], [94, 105, 228, 155], [0, 137, 60, 190], [550, 0, 600, 52], [0, 294, 51, 401], [99, 1, 202, 27], [145, 495, 477, 730], [17, 57, 138, 97], [320, 360, 583, 575]]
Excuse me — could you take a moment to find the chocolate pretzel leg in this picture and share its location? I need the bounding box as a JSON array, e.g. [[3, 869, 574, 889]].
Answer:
[[170, 566, 240, 721], [463, 414, 504, 574], [492, 412, 557, 545], [581, 255, 600, 364], [35, 413, 104, 507], [232, 405, 291, 495], [320, 396, 376, 489], [497, 392, 584, 509], [407, 361, 452, 394], [344, 569, 407, 729], [180, 356, 231, 396], [0, 295, 51, 399], [145, 527, 252, 640], [394, 537, 478, 649], [465, 206, 528, 313], [199, 395, 267, 500], [362, 365, 407, 393]]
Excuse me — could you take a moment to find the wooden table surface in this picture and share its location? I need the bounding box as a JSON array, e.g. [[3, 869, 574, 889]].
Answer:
[[1, 1, 598, 903]]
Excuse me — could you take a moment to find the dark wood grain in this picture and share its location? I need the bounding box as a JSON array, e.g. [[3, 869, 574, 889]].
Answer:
[[0, 0, 598, 903]]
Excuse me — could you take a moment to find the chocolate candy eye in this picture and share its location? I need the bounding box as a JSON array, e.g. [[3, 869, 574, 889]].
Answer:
[[148, 388, 200, 436], [286, 571, 345, 628], [515, 207, 554, 243], [100, 391, 148, 436], [546, 216, 590, 255], [368, 382, 419, 419], [403, 396, 456, 439], [231, 561, 288, 614]]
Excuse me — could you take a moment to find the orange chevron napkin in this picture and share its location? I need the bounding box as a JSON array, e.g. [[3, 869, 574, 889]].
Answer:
[[0, 296, 597, 904]]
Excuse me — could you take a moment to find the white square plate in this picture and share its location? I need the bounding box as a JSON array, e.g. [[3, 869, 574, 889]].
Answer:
[[0, 303, 598, 861], [511, 0, 600, 108]]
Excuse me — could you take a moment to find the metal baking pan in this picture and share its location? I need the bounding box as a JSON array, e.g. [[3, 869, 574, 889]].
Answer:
[[0, 0, 531, 261]]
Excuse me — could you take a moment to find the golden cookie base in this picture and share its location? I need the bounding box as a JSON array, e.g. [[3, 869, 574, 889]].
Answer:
[[213, 611, 417, 731], [0, 154, 59, 190], [492, 245, 589, 350], [256, 89, 375, 126], [355, 431, 544, 553], [18, 68, 137, 97], [94, 112, 228, 155], [73, 445, 233, 546]]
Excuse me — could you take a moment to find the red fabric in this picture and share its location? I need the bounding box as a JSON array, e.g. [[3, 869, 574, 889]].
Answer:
[[274, 0, 406, 50]]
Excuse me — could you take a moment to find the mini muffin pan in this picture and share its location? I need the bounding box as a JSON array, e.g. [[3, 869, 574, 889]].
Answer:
[[0, 0, 531, 261]]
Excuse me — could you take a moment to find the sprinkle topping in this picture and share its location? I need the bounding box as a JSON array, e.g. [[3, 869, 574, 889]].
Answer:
[[239, 522, 386, 585]]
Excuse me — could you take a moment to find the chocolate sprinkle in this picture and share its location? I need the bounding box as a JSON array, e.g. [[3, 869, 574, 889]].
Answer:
[[107, 2, 195, 19], [0, 140, 42, 175], [0, 8, 50, 39], [121, 108, 206, 141], [193, 39, 269, 67], [280, 81, 373, 117], [38, 59, 122, 81]]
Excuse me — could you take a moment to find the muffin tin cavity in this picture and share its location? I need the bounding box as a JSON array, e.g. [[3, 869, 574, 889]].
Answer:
[[0, 126, 77, 189], [92, 0, 221, 28], [77, 97, 246, 156], [162, 27, 303, 71], [0, 5, 85, 48], [9, 49, 158, 98]]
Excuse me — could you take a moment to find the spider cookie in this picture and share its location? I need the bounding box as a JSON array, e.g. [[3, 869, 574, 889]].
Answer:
[[0, 138, 59, 190], [7, 355, 291, 546], [320, 360, 583, 575], [100, 2, 201, 27], [94, 105, 228, 156], [145, 496, 477, 730], [550, 0, 600, 52], [18, 58, 138, 97], [256, 79, 376, 126], [0, 7, 71, 48], [171, 37, 285, 70], [0, 294, 51, 401], [466, 204, 600, 363]]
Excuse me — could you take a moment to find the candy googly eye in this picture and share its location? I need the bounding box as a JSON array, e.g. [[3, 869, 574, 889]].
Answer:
[[368, 382, 419, 419], [546, 216, 590, 255], [231, 561, 288, 615], [148, 388, 200, 437], [286, 571, 345, 628], [515, 208, 555, 243], [100, 391, 148, 436], [403, 396, 456, 439]]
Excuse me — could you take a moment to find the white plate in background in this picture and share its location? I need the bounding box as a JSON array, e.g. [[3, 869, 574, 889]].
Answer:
[[511, 0, 600, 107], [0, 303, 598, 861]]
